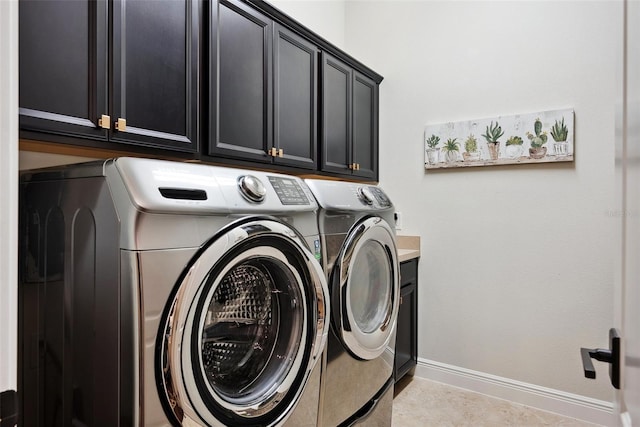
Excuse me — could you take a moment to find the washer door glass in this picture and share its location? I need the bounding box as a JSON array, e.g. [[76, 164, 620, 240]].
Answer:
[[334, 216, 399, 360], [200, 256, 303, 403], [159, 218, 328, 427]]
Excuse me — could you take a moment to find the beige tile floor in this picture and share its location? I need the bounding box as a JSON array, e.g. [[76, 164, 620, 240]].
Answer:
[[392, 376, 602, 427]]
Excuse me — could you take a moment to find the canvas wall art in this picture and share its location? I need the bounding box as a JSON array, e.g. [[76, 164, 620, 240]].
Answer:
[[424, 109, 574, 170]]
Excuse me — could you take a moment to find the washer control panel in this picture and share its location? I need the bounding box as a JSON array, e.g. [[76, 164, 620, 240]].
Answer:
[[268, 176, 310, 205], [114, 157, 318, 214]]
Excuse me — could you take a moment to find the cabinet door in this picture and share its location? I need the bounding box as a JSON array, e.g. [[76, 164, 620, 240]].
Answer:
[[321, 53, 352, 175], [395, 283, 416, 380], [352, 71, 378, 180], [395, 259, 418, 382], [273, 24, 318, 170], [111, 0, 199, 152], [19, 0, 108, 141], [209, 0, 272, 162]]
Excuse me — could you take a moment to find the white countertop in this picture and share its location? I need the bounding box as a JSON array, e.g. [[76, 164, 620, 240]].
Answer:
[[397, 235, 420, 262]]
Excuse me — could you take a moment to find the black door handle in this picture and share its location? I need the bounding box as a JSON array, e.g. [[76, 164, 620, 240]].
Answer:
[[580, 328, 620, 389]]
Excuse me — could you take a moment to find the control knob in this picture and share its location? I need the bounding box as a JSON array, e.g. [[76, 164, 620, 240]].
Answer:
[[238, 175, 266, 202], [358, 187, 375, 205]]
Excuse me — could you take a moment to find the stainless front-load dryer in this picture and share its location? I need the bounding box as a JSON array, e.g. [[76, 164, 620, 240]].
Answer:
[[19, 158, 329, 426], [305, 179, 399, 427]]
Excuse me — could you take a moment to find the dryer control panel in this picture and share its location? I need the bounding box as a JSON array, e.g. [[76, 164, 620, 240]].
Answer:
[[305, 179, 394, 212]]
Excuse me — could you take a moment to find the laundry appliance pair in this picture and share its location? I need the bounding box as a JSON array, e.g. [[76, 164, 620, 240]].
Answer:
[[18, 157, 400, 427]]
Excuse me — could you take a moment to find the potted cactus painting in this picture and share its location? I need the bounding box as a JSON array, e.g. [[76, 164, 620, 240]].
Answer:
[[505, 135, 524, 159], [526, 118, 548, 159], [482, 121, 504, 160], [462, 134, 480, 161], [423, 108, 573, 170], [550, 117, 569, 156], [442, 138, 460, 163], [425, 134, 441, 164]]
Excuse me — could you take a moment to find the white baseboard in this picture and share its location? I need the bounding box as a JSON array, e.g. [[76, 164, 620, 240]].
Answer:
[[414, 358, 614, 426]]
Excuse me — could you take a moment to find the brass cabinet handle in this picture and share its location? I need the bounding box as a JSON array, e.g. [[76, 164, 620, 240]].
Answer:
[[268, 147, 284, 157], [355, 163, 360, 171], [115, 118, 127, 131], [348, 163, 354, 170], [98, 114, 111, 129]]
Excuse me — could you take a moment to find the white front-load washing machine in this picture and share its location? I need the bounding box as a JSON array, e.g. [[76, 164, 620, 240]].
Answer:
[[19, 157, 329, 426], [305, 179, 399, 427]]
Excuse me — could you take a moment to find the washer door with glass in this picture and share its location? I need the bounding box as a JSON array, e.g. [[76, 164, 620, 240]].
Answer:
[[332, 216, 399, 361], [158, 217, 328, 426]]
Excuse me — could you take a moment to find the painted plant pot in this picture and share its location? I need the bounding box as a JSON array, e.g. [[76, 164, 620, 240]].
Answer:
[[505, 145, 523, 159], [462, 152, 480, 162], [553, 142, 569, 156], [445, 150, 458, 163], [529, 146, 547, 159], [487, 143, 499, 160], [426, 148, 440, 164]]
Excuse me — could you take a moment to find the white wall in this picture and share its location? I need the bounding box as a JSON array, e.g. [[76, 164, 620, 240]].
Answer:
[[0, 0, 19, 397], [269, 0, 346, 49], [343, 0, 620, 402]]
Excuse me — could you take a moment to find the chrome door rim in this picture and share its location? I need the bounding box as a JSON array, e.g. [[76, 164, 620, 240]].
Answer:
[[159, 217, 329, 426], [333, 216, 399, 360]]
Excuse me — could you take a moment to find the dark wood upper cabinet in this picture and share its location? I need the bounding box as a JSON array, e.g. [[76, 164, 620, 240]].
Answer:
[[321, 53, 378, 180], [111, 0, 200, 151], [321, 53, 352, 176], [209, 0, 273, 162], [273, 24, 318, 169], [20, 0, 381, 178], [209, 2, 318, 170], [19, 0, 108, 142], [352, 71, 378, 180], [19, 0, 199, 153]]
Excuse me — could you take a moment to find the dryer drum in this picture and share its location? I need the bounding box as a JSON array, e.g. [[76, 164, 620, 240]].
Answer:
[[348, 240, 392, 334]]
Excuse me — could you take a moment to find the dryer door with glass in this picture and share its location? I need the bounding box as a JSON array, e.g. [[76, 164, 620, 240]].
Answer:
[[158, 217, 328, 427], [332, 216, 400, 360]]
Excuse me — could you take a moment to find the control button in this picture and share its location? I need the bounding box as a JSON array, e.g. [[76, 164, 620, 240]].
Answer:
[[238, 175, 266, 202], [358, 187, 375, 205]]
